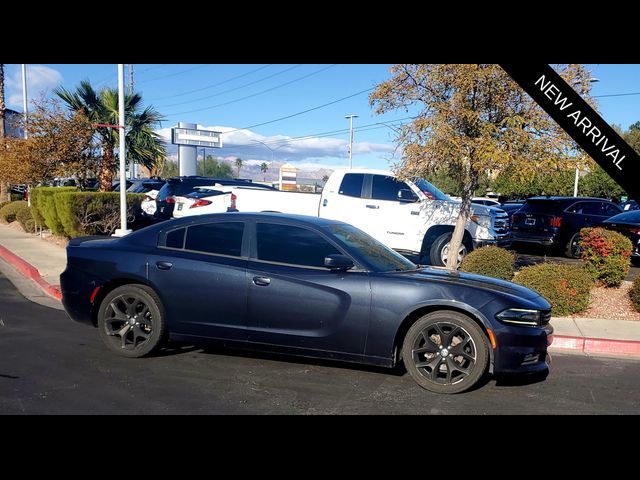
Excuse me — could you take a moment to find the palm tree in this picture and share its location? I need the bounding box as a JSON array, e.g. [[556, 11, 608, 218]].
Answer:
[[260, 162, 268, 181], [55, 80, 165, 191], [0, 64, 9, 202], [235, 157, 243, 178]]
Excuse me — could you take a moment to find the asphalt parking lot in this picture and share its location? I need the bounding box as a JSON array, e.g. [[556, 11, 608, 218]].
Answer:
[[1, 272, 639, 415]]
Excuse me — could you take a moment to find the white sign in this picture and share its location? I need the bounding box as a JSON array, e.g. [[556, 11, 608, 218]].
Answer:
[[172, 127, 223, 148]]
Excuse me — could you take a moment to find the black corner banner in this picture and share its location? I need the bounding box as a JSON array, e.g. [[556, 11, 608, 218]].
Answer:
[[500, 64, 639, 201]]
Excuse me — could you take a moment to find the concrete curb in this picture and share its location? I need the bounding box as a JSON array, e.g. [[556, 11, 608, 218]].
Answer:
[[550, 335, 640, 358], [0, 244, 62, 301]]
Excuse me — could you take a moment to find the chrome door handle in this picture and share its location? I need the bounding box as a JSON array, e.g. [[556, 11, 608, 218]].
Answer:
[[253, 276, 271, 286], [366, 205, 379, 209], [156, 261, 173, 270]]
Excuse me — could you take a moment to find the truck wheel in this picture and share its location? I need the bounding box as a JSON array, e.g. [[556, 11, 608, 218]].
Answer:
[[430, 233, 468, 267]]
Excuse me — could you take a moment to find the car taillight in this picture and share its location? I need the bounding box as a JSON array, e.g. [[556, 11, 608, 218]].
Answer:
[[421, 190, 435, 200], [630, 228, 640, 235], [165, 196, 176, 204], [549, 216, 563, 228], [143, 195, 153, 202], [230, 193, 237, 210], [189, 199, 212, 208]]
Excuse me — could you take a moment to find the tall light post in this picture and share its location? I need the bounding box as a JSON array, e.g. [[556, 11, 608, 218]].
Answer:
[[345, 114, 358, 169], [114, 64, 131, 237], [21, 64, 27, 139], [573, 77, 600, 197]]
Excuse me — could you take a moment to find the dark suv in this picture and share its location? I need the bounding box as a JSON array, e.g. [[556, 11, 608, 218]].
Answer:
[[512, 197, 622, 258], [154, 177, 276, 220]]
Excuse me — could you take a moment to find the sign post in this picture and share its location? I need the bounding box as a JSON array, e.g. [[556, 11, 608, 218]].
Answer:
[[172, 124, 223, 177]]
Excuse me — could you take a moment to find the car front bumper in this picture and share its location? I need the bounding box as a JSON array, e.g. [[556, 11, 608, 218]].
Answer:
[[492, 323, 553, 375], [473, 234, 512, 250]]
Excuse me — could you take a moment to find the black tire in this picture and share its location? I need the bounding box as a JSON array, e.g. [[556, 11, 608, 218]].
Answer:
[[429, 233, 469, 267], [402, 311, 489, 394], [565, 232, 582, 259], [97, 285, 167, 358]]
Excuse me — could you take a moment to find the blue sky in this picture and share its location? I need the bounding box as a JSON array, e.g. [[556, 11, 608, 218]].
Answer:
[[4, 64, 640, 171]]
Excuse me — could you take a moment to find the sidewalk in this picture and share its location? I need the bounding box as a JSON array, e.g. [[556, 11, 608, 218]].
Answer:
[[1, 223, 640, 358]]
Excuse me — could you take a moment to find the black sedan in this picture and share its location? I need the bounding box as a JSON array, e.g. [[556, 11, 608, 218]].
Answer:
[[60, 213, 553, 394], [602, 210, 640, 265]]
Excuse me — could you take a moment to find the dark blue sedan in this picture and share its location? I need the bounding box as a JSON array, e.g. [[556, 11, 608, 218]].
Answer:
[[60, 213, 553, 394]]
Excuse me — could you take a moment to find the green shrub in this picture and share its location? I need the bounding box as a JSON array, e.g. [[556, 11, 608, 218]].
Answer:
[[514, 263, 593, 316], [580, 227, 632, 288], [0, 201, 28, 223], [29, 187, 76, 230], [15, 204, 35, 233], [630, 277, 640, 313], [54, 192, 144, 237], [460, 246, 516, 281]]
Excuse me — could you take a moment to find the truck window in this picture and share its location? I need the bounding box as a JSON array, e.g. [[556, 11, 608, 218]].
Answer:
[[338, 173, 365, 198], [371, 175, 414, 202]]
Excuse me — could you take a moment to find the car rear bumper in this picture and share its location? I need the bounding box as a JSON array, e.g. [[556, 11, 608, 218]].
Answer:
[[512, 233, 558, 246]]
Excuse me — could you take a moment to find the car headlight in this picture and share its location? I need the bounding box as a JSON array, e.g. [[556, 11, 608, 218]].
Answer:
[[496, 309, 542, 327], [470, 214, 491, 229]]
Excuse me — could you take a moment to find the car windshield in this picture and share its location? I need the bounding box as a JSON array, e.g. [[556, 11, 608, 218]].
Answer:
[[412, 178, 451, 201], [327, 224, 416, 272]]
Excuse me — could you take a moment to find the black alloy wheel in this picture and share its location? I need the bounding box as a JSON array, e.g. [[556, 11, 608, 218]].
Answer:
[[97, 285, 166, 358], [402, 311, 489, 394]]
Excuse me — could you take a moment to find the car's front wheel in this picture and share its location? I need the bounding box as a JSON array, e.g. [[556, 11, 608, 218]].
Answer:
[[402, 311, 489, 394], [97, 285, 167, 358]]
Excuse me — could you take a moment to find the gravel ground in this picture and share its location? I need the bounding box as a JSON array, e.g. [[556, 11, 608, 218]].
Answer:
[[578, 281, 640, 321]]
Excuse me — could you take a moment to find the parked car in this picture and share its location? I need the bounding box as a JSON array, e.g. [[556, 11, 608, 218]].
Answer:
[[166, 169, 512, 267], [620, 200, 639, 211], [60, 213, 552, 394], [512, 197, 623, 258], [154, 176, 276, 221], [472, 197, 501, 207], [126, 178, 166, 194], [602, 210, 640, 265], [499, 201, 525, 216]]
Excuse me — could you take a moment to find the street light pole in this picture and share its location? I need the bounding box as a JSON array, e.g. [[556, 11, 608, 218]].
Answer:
[[114, 64, 131, 237], [573, 77, 600, 197], [21, 64, 27, 139], [345, 114, 358, 169]]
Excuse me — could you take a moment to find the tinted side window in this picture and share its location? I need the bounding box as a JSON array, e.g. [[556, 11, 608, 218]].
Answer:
[[371, 175, 412, 202], [581, 202, 606, 216], [566, 202, 584, 214], [603, 203, 622, 216], [338, 173, 365, 198], [165, 228, 185, 249], [256, 223, 340, 268], [185, 222, 244, 257]]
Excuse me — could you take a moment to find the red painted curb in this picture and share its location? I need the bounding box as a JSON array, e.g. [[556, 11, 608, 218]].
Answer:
[[0, 244, 62, 301], [550, 335, 640, 357]]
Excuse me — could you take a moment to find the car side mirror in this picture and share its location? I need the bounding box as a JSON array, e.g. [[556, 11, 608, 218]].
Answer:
[[324, 254, 354, 271], [398, 189, 417, 203]]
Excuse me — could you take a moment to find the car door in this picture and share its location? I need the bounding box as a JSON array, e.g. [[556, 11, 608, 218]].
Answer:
[[319, 172, 370, 232], [148, 221, 249, 341], [245, 221, 371, 355], [365, 174, 422, 251]]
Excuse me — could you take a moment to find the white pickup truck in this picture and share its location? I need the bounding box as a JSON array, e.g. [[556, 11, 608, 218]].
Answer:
[[173, 168, 511, 266]]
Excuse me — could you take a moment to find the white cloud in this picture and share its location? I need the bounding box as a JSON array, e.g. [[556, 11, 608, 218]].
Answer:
[[156, 123, 395, 164], [6, 65, 63, 109]]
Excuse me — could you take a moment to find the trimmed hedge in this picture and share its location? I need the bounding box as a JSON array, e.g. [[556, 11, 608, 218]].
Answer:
[[630, 277, 640, 313], [580, 227, 632, 288], [0, 201, 28, 223], [460, 246, 516, 281], [53, 192, 144, 237], [15, 204, 36, 233], [514, 263, 593, 316], [29, 187, 77, 230], [0, 201, 10, 211]]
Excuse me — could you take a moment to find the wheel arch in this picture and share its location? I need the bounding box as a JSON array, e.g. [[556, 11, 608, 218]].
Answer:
[[90, 278, 155, 327], [421, 225, 473, 255], [392, 302, 494, 369]]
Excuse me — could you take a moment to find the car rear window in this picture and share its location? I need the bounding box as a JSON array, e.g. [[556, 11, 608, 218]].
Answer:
[[521, 199, 564, 213]]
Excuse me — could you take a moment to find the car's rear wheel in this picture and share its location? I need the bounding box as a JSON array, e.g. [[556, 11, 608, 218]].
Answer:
[[402, 311, 489, 394], [565, 232, 582, 259], [97, 285, 166, 358]]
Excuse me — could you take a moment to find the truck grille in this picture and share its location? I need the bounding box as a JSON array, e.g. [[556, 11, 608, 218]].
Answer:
[[493, 214, 510, 235]]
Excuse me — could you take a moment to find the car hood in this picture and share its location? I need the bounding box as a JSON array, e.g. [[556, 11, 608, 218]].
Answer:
[[394, 268, 541, 300], [440, 200, 505, 216]]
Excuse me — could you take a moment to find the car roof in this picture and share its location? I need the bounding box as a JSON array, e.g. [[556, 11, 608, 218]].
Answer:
[[527, 196, 613, 203]]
